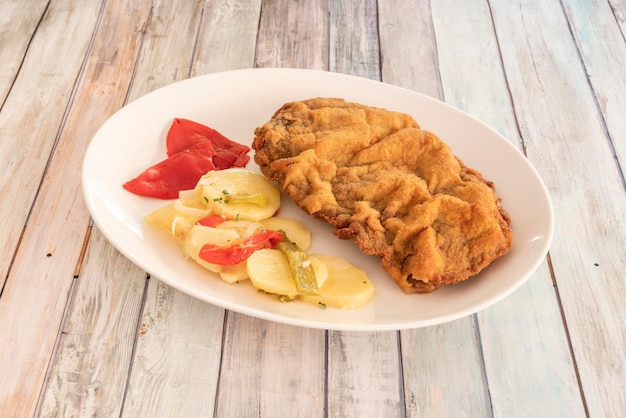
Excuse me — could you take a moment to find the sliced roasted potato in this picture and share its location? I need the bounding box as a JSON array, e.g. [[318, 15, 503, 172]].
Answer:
[[200, 168, 280, 221], [247, 249, 327, 298], [300, 254, 375, 309]]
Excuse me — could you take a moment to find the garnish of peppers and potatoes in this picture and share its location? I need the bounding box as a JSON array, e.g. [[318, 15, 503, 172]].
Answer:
[[123, 118, 375, 309]]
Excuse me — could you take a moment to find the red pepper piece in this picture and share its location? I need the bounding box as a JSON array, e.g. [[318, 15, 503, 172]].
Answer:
[[197, 214, 226, 227], [123, 141, 216, 199], [198, 230, 283, 266], [166, 118, 250, 168]]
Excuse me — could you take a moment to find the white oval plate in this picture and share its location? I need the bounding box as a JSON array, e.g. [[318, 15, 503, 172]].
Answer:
[[82, 68, 553, 331]]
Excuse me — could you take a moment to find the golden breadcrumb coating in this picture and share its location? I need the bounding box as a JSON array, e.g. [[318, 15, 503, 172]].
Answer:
[[253, 98, 513, 293]]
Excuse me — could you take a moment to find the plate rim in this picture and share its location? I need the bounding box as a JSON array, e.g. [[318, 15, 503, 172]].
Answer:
[[82, 68, 554, 331]]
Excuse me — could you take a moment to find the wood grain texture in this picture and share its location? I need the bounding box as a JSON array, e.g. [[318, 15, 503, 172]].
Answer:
[[402, 318, 489, 417], [0, 1, 108, 416], [377, 2, 492, 416], [216, 315, 325, 416], [330, 0, 380, 80], [4, 0, 154, 414], [609, 0, 626, 34], [0, 0, 49, 103], [327, 332, 404, 417], [431, 0, 585, 416], [193, 0, 262, 74], [123, 281, 226, 417], [378, 0, 442, 99], [0, 0, 100, 289], [255, 0, 329, 69], [38, 228, 147, 417], [126, 0, 204, 98], [326, 3, 405, 417], [1, 1, 624, 416], [212, 1, 328, 416], [478, 266, 585, 417], [562, 0, 626, 175], [99, 0, 229, 415], [490, 0, 626, 415]]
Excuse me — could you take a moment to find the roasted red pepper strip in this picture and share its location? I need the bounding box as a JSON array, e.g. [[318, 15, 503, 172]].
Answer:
[[123, 141, 216, 199], [198, 230, 283, 266], [166, 118, 250, 168], [197, 214, 226, 227]]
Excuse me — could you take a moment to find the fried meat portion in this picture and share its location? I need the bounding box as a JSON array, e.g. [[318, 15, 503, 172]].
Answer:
[[253, 98, 513, 293]]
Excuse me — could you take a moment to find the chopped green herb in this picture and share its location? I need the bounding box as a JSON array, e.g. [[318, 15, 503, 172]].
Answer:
[[318, 302, 327, 309], [203, 196, 208, 203]]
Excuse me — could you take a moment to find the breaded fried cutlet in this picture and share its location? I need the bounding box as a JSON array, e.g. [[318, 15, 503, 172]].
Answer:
[[253, 98, 513, 293]]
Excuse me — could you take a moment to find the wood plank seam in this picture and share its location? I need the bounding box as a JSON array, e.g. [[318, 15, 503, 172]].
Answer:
[[0, 226, 25, 299], [396, 330, 408, 416], [33, 275, 80, 416], [545, 253, 590, 417], [557, 1, 626, 192], [473, 314, 496, 417], [118, 274, 151, 416], [0, 2, 50, 111]]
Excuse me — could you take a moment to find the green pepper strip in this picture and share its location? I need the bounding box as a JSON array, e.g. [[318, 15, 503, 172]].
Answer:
[[276, 231, 319, 296], [225, 192, 269, 207]]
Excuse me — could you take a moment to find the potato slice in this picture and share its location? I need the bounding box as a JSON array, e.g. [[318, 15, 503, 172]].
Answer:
[[259, 217, 311, 251], [247, 249, 327, 298], [200, 168, 280, 221], [178, 183, 207, 209], [182, 224, 240, 273], [219, 262, 249, 283], [145, 201, 209, 241], [300, 254, 375, 309]]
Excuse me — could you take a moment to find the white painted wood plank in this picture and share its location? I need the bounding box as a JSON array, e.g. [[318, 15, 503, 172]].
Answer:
[[212, 1, 328, 416], [0, 0, 100, 287], [478, 265, 585, 417], [0, 0, 49, 102], [124, 0, 203, 98], [428, 0, 585, 416], [122, 281, 226, 417], [329, 0, 380, 80], [120, 1, 264, 416], [38, 228, 146, 417], [216, 316, 325, 417], [562, 0, 626, 179], [192, 0, 262, 74], [490, 0, 626, 415], [254, 0, 329, 70], [110, 1, 230, 416], [401, 319, 490, 417], [326, 2, 405, 417], [327, 331, 404, 417], [11, 0, 155, 414], [378, 0, 442, 99], [0, 1, 109, 416], [608, 0, 626, 33], [378, 2, 491, 416]]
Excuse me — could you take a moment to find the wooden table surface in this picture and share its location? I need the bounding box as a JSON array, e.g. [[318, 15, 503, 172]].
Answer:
[[1, 0, 625, 417]]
